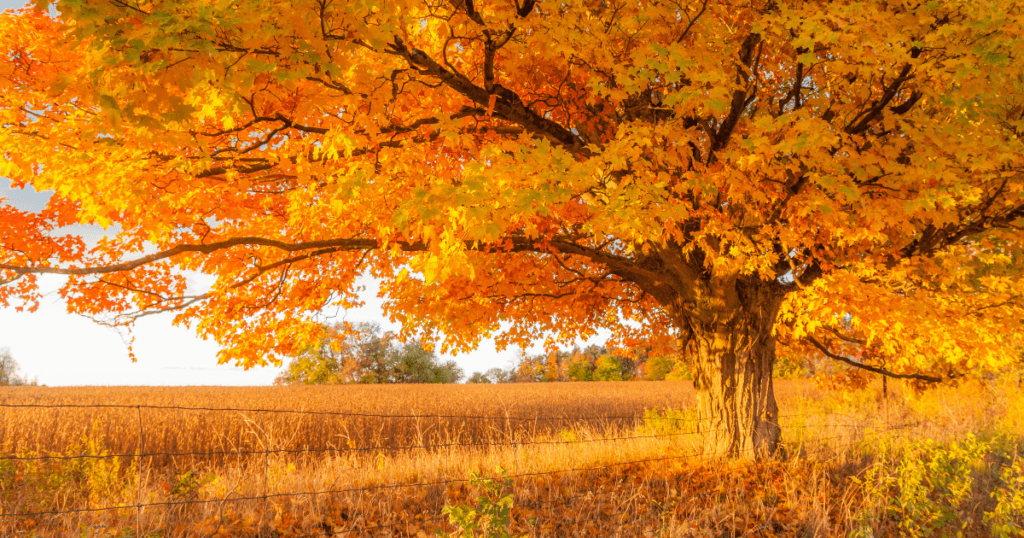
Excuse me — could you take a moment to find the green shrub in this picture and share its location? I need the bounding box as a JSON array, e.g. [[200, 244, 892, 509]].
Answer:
[[773, 354, 808, 379], [853, 435, 1024, 538], [986, 453, 1024, 537], [440, 467, 521, 538]]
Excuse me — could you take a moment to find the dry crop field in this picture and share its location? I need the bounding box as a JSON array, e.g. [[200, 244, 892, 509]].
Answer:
[[0, 381, 705, 464], [1, 377, 1023, 537]]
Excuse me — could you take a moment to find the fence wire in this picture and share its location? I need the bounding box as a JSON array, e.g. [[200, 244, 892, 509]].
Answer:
[[0, 401, 920, 536]]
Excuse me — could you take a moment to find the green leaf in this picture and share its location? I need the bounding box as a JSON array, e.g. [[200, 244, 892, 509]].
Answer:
[[838, 185, 859, 202], [797, 52, 817, 65], [707, 98, 729, 113]]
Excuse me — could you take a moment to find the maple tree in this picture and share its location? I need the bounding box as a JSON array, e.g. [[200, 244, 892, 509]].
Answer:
[[1, 0, 1023, 457]]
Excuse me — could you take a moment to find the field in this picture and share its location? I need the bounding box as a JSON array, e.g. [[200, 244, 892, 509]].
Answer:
[[1, 377, 1023, 537]]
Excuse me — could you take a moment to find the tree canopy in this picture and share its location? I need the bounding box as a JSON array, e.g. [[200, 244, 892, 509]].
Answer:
[[506, 344, 664, 382], [1, 0, 1022, 455], [274, 322, 464, 384]]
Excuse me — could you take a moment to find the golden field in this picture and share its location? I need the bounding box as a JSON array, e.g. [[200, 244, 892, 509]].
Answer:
[[0, 381, 704, 465], [1, 377, 1023, 537]]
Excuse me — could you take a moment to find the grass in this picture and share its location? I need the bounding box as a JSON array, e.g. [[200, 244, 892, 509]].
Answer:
[[0, 376, 1022, 537]]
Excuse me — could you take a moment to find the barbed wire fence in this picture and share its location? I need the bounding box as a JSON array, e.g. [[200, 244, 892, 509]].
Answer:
[[0, 401, 922, 537]]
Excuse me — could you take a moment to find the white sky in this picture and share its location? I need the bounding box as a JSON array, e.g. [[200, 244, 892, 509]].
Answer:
[[0, 0, 601, 386]]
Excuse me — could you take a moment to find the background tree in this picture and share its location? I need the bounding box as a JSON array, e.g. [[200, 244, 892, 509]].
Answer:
[[512, 352, 548, 383], [483, 367, 516, 384], [638, 354, 679, 379], [389, 339, 465, 383], [0, 347, 37, 386], [566, 352, 596, 382], [274, 323, 463, 385], [466, 371, 492, 384], [508, 344, 652, 381], [1, 0, 1023, 457], [560, 345, 639, 381], [593, 354, 626, 382]]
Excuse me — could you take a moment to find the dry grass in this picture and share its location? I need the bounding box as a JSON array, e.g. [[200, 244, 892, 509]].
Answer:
[[1, 377, 1022, 537]]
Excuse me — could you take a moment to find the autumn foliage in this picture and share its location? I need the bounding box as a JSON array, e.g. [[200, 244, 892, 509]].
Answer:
[[1, 0, 1023, 455]]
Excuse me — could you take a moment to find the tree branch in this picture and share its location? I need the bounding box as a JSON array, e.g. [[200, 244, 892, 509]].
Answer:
[[899, 201, 1024, 260], [845, 49, 921, 135], [0, 234, 661, 289], [385, 36, 589, 156], [806, 336, 944, 383], [0, 237, 379, 276], [710, 32, 761, 156]]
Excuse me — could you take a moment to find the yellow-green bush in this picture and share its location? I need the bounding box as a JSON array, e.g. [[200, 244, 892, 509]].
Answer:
[[852, 435, 1024, 538]]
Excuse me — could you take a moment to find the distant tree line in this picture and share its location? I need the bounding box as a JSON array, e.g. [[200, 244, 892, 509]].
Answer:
[[276, 323, 864, 386], [0, 348, 39, 386], [466, 345, 821, 384], [275, 323, 463, 385], [466, 345, 692, 383]]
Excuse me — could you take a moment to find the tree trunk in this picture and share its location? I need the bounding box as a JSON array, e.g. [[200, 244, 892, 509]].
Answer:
[[686, 276, 783, 459]]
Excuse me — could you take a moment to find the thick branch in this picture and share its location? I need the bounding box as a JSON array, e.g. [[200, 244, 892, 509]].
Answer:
[[515, 0, 536, 17], [845, 50, 920, 135], [455, 0, 486, 25], [386, 37, 589, 155], [710, 32, 761, 156]]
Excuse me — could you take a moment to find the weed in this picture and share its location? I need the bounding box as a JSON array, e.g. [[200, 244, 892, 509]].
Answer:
[[854, 435, 1022, 537], [986, 452, 1024, 537], [440, 467, 520, 538], [164, 470, 217, 501]]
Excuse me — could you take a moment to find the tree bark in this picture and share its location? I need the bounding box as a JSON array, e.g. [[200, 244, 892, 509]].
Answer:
[[618, 246, 788, 459], [685, 276, 783, 459]]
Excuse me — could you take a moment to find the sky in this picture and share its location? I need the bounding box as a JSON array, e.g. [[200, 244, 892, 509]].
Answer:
[[0, 0, 599, 386]]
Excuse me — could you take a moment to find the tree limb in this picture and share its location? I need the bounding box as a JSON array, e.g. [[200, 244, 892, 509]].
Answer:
[[385, 36, 589, 156], [0, 234, 662, 288], [806, 336, 944, 383]]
